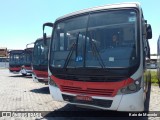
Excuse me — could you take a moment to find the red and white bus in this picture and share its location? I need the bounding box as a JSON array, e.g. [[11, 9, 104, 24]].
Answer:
[[9, 50, 24, 73], [46, 3, 152, 111], [157, 36, 160, 83], [20, 47, 33, 76], [32, 37, 50, 83]]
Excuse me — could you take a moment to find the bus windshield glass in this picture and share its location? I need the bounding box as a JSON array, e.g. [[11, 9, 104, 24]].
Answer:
[[51, 9, 138, 68], [33, 38, 50, 66], [9, 52, 24, 65], [22, 49, 33, 65]]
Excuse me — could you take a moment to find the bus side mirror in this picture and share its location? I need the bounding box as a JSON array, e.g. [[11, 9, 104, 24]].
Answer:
[[43, 22, 54, 45], [146, 24, 152, 39], [43, 33, 47, 45]]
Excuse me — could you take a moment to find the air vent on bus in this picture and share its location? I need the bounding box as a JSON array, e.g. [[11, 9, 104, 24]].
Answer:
[[60, 85, 115, 97]]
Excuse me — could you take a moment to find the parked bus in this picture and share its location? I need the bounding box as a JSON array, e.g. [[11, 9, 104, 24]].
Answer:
[[20, 47, 33, 76], [45, 3, 152, 111], [32, 37, 50, 83], [9, 50, 24, 73], [157, 36, 160, 83]]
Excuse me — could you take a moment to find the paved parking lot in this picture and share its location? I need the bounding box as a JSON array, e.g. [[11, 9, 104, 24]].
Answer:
[[0, 69, 159, 120]]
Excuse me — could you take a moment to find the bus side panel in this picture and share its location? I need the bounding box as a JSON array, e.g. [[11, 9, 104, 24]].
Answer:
[[49, 84, 64, 101]]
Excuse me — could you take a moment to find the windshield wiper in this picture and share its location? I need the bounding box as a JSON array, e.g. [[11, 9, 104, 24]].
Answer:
[[63, 32, 80, 68], [63, 42, 76, 68], [89, 34, 105, 68]]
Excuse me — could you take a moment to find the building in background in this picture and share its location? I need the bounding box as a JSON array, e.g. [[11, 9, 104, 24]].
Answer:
[[0, 47, 9, 68], [0, 47, 8, 57]]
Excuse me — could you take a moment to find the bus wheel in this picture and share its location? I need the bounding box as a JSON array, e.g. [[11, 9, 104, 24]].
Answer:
[[144, 77, 148, 93], [143, 75, 149, 101], [144, 73, 151, 111], [145, 72, 151, 93]]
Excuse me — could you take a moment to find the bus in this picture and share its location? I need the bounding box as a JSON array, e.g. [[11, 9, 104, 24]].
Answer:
[[32, 37, 50, 83], [20, 47, 33, 76], [157, 36, 160, 83], [9, 50, 24, 73], [46, 3, 152, 111]]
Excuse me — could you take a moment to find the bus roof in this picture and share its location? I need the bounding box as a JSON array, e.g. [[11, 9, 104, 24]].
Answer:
[[36, 36, 51, 42], [9, 50, 24, 54], [24, 48, 33, 52], [56, 2, 140, 22]]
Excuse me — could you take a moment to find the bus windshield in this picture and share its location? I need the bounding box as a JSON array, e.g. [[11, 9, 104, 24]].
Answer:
[[9, 52, 24, 65], [33, 38, 50, 66], [22, 48, 33, 65], [51, 9, 139, 68]]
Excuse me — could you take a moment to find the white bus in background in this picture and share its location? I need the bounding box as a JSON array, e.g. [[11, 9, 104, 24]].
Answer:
[[149, 55, 157, 69], [157, 36, 160, 82], [44, 2, 152, 111]]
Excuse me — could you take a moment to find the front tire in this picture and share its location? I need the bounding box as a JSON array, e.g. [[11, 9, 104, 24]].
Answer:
[[144, 72, 151, 111]]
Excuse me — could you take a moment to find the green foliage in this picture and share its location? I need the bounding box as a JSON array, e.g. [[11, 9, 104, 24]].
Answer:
[[150, 71, 159, 86]]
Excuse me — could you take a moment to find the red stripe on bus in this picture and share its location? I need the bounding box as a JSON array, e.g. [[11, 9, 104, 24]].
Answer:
[[9, 67, 21, 71], [33, 70, 48, 78], [51, 75, 134, 97], [24, 66, 32, 70]]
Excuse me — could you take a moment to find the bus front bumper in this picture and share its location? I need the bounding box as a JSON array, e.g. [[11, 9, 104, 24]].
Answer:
[[49, 84, 144, 112]]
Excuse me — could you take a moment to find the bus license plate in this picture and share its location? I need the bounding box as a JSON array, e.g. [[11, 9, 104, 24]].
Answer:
[[76, 95, 92, 101]]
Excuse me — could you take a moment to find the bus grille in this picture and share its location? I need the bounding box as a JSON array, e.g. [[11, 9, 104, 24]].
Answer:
[[60, 85, 115, 97]]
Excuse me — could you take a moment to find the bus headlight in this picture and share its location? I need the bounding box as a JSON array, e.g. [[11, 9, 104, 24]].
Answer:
[[118, 78, 141, 94], [49, 76, 58, 88], [128, 84, 137, 91]]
